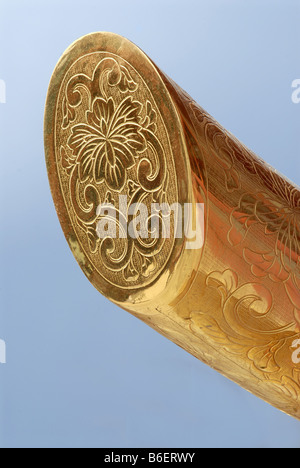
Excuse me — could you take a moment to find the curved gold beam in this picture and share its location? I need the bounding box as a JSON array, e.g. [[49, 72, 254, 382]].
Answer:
[[44, 32, 300, 419]]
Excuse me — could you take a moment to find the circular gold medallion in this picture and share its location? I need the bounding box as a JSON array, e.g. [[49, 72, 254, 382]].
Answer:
[[45, 33, 191, 304]]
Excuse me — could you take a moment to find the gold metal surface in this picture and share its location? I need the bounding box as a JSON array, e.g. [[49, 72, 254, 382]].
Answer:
[[44, 32, 300, 419]]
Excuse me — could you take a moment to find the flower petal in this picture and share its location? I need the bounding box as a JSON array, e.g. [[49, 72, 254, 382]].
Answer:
[[94, 151, 106, 184], [112, 140, 135, 167], [79, 148, 95, 181], [126, 131, 147, 152], [105, 158, 126, 191], [109, 96, 142, 132], [111, 124, 147, 153], [68, 124, 104, 153], [87, 97, 114, 132], [105, 141, 116, 167], [68, 124, 106, 182]]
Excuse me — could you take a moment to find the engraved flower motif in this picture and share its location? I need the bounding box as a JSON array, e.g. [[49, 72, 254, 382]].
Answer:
[[229, 172, 300, 316], [229, 175, 300, 277], [68, 96, 147, 190]]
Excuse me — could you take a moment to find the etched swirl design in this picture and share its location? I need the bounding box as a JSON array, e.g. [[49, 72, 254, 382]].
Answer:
[[54, 53, 178, 289]]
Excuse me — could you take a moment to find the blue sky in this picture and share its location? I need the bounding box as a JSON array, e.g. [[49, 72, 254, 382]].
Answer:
[[0, 0, 299, 448]]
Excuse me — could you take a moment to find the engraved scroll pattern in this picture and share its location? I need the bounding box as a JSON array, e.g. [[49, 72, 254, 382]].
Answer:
[[56, 56, 176, 288], [186, 98, 300, 401]]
